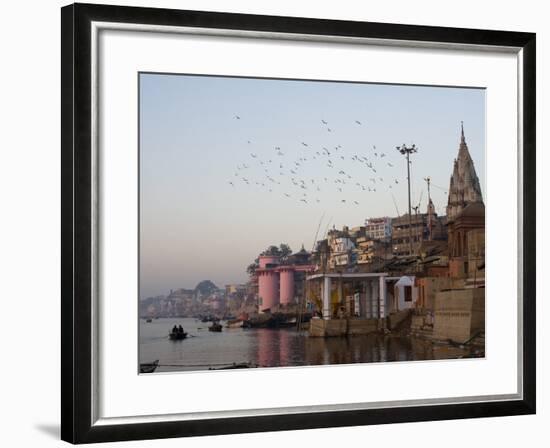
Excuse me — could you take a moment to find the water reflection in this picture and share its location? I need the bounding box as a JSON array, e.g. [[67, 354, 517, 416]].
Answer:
[[139, 318, 476, 373]]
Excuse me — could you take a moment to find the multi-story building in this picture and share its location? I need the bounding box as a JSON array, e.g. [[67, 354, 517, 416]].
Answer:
[[391, 213, 429, 256], [327, 227, 356, 268], [355, 237, 375, 264], [365, 217, 392, 241], [225, 284, 247, 295]]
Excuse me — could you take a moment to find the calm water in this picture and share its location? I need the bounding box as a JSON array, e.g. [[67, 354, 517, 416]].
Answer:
[[139, 317, 473, 373]]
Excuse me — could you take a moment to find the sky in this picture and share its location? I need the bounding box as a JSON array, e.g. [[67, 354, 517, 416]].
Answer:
[[139, 73, 485, 299]]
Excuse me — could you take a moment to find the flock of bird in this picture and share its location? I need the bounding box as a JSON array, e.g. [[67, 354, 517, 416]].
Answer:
[[227, 115, 424, 209]]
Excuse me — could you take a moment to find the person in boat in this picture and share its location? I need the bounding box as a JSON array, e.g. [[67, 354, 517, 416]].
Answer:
[[172, 325, 178, 334], [178, 324, 184, 333]]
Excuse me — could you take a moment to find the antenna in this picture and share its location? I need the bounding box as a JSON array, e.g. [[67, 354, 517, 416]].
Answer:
[[390, 191, 401, 217], [417, 190, 424, 210], [311, 213, 325, 252], [423, 176, 431, 203], [323, 217, 333, 239]]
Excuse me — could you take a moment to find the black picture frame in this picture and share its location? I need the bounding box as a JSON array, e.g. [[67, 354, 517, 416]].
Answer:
[[61, 2, 536, 444]]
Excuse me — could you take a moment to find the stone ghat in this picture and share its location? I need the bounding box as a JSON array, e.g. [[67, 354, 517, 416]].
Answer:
[[433, 288, 484, 344], [309, 318, 384, 337]]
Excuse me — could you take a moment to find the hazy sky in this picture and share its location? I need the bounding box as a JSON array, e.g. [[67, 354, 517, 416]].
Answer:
[[139, 73, 485, 299]]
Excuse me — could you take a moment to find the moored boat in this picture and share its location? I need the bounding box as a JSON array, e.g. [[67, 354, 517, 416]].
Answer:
[[208, 322, 223, 332], [225, 319, 244, 329], [208, 362, 253, 370], [140, 359, 159, 373]]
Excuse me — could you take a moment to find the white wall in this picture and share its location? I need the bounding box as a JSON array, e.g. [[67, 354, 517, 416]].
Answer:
[[395, 276, 418, 310], [0, 1, 546, 447]]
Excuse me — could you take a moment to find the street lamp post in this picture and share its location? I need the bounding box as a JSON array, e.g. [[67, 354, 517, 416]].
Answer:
[[396, 144, 418, 256]]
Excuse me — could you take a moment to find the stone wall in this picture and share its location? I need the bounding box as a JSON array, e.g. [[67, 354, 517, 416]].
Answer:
[[388, 309, 412, 330], [417, 276, 452, 310], [433, 288, 485, 343], [309, 318, 347, 337], [309, 318, 379, 337], [347, 318, 379, 335]]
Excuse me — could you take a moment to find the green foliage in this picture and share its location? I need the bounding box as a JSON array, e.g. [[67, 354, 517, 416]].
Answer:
[[194, 280, 218, 296], [246, 244, 293, 276]]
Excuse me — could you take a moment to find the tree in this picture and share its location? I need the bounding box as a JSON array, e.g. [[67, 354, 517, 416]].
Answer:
[[246, 262, 258, 276], [247, 244, 293, 276], [279, 243, 292, 259], [262, 245, 280, 256], [194, 280, 218, 297]]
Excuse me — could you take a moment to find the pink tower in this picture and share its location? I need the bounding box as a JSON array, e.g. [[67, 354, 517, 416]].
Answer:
[[278, 267, 295, 305], [257, 255, 280, 312], [258, 255, 279, 268]]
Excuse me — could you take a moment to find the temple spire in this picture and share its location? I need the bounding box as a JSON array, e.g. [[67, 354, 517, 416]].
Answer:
[[446, 121, 483, 222]]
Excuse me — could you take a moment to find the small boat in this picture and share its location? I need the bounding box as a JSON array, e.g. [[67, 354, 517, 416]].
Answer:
[[208, 362, 252, 370], [169, 330, 188, 340], [225, 319, 243, 329], [140, 360, 159, 373], [208, 322, 223, 332]]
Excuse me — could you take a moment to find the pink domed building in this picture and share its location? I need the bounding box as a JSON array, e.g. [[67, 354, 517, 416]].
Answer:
[[255, 249, 315, 313]]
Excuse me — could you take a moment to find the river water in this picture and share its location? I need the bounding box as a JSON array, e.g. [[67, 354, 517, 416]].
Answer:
[[139, 317, 474, 373]]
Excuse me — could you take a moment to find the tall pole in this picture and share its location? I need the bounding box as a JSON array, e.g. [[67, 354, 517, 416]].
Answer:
[[424, 176, 432, 240], [396, 144, 418, 256], [424, 176, 431, 202]]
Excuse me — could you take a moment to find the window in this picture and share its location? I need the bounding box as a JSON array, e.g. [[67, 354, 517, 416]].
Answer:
[[404, 285, 412, 302]]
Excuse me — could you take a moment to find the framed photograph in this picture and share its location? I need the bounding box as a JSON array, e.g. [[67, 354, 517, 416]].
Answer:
[[61, 2, 536, 444]]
